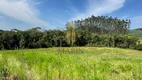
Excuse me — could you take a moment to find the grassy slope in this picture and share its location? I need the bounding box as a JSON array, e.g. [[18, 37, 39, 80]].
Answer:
[[0, 47, 142, 80]]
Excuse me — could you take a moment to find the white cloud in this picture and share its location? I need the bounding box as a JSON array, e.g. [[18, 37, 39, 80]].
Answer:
[[0, 0, 48, 27], [71, 0, 126, 20], [0, 18, 37, 30]]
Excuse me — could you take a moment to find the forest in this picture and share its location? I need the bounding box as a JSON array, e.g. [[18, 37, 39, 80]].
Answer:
[[0, 16, 142, 50]]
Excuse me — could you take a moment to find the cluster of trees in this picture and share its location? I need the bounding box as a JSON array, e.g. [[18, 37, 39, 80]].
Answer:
[[0, 27, 68, 50], [67, 15, 131, 35], [0, 16, 141, 50]]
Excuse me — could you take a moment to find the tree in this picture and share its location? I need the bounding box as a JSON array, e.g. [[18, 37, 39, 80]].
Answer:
[[66, 22, 76, 46]]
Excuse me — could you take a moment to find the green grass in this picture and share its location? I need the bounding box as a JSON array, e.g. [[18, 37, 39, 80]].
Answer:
[[0, 47, 142, 80], [140, 39, 142, 44]]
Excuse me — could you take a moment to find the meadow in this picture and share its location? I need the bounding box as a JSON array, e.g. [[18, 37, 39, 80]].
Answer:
[[0, 47, 142, 80]]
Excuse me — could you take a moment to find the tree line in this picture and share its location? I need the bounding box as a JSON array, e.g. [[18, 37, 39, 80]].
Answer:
[[67, 15, 131, 35], [0, 16, 141, 50]]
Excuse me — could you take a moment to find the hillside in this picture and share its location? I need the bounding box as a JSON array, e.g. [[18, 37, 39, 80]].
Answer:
[[0, 47, 142, 80], [128, 29, 142, 38]]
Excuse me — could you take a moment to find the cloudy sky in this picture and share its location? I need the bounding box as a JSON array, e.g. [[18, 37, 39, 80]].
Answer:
[[0, 0, 141, 30]]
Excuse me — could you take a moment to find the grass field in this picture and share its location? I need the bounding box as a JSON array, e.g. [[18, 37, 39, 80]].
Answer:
[[0, 47, 142, 80]]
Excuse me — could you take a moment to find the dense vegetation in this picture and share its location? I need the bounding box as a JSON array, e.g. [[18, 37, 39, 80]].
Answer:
[[67, 15, 131, 35], [0, 16, 141, 50], [128, 28, 142, 38], [0, 47, 142, 80]]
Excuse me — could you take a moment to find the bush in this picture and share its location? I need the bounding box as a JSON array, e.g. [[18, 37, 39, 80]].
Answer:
[[135, 44, 142, 51]]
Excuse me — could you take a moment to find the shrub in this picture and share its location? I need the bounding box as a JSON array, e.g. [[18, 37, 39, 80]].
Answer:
[[135, 44, 142, 51]]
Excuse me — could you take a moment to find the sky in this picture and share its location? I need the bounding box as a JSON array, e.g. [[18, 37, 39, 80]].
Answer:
[[0, 0, 142, 30]]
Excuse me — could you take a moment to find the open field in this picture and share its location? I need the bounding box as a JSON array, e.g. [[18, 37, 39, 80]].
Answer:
[[0, 47, 142, 80]]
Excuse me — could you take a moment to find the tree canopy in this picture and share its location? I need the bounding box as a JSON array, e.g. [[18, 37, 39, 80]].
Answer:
[[0, 15, 141, 50]]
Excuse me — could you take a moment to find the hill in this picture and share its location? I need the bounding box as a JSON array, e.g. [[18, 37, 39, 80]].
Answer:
[[128, 29, 142, 38], [135, 28, 142, 31]]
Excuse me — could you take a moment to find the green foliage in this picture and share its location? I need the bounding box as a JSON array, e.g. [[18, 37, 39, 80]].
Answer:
[[66, 23, 76, 46], [86, 34, 138, 49], [75, 30, 90, 46], [127, 29, 142, 38], [68, 15, 130, 35], [0, 16, 140, 50], [135, 44, 142, 51], [135, 28, 142, 31], [0, 27, 140, 50]]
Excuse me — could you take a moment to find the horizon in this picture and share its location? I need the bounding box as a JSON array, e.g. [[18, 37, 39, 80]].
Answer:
[[0, 0, 142, 30]]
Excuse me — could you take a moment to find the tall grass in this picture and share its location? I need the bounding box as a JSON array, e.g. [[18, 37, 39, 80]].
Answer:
[[0, 47, 142, 80]]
